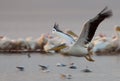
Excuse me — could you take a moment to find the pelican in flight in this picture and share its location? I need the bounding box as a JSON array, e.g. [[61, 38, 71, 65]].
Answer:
[[50, 7, 112, 62]]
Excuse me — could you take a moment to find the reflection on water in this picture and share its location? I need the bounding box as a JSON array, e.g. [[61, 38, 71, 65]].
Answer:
[[0, 53, 120, 81]]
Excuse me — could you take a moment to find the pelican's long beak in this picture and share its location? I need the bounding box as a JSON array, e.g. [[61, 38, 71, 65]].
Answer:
[[48, 43, 67, 52]]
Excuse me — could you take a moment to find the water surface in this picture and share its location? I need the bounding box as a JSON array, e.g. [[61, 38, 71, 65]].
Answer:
[[0, 53, 120, 81]]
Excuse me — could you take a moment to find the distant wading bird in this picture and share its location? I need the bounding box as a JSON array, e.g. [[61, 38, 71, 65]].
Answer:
[[50, 7, 112, 62]]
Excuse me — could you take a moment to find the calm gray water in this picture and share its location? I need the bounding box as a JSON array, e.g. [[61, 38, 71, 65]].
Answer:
[[0, 53, 120, 81]]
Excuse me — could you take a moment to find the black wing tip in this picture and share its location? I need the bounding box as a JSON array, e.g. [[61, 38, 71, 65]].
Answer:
[[98, 6, 113, 18], [53, 23, 59, 30], [53, 23, 64, 33]]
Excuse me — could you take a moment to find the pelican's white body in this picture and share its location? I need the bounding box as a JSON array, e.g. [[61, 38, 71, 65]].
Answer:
[[92, 37, 111, 52], [61, 45, 88, 57]]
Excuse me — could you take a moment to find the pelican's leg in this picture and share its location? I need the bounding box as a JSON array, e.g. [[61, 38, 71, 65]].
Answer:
[[88, 54, 95, 62], [84, 54, 94, 62]]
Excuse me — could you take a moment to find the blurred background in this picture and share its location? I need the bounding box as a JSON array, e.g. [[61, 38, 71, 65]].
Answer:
[[0, 0, 120, 39]]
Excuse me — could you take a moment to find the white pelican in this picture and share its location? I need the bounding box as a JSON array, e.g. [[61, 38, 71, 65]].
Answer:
[[92, 26, 120, 55], [50, 7, 112, 61], [39, 33, 65, 52], [44, 38, 63, 52], [92, 34, 112, 54], [26, 37, 37, 51], [110, 26, 120, 52], [15, 38, 29, 51], [0, 37, 13, 51], [36, 34, 49, 51]]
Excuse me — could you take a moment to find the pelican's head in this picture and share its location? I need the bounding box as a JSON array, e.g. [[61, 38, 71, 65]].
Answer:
[[52, 23, 64, 35], [52, 23, 58, 34]]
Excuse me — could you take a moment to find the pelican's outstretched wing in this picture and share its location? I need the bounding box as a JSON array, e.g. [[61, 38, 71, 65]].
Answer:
[[52, 23, 75, 44], [75, 6, 112, 46]]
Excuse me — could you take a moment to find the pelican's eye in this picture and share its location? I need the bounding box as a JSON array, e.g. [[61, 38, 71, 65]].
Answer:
[[52, 29, 56, 32]]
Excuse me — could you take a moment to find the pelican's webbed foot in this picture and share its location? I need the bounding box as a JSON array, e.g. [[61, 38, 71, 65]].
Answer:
[[84, 54, 95, 62]]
